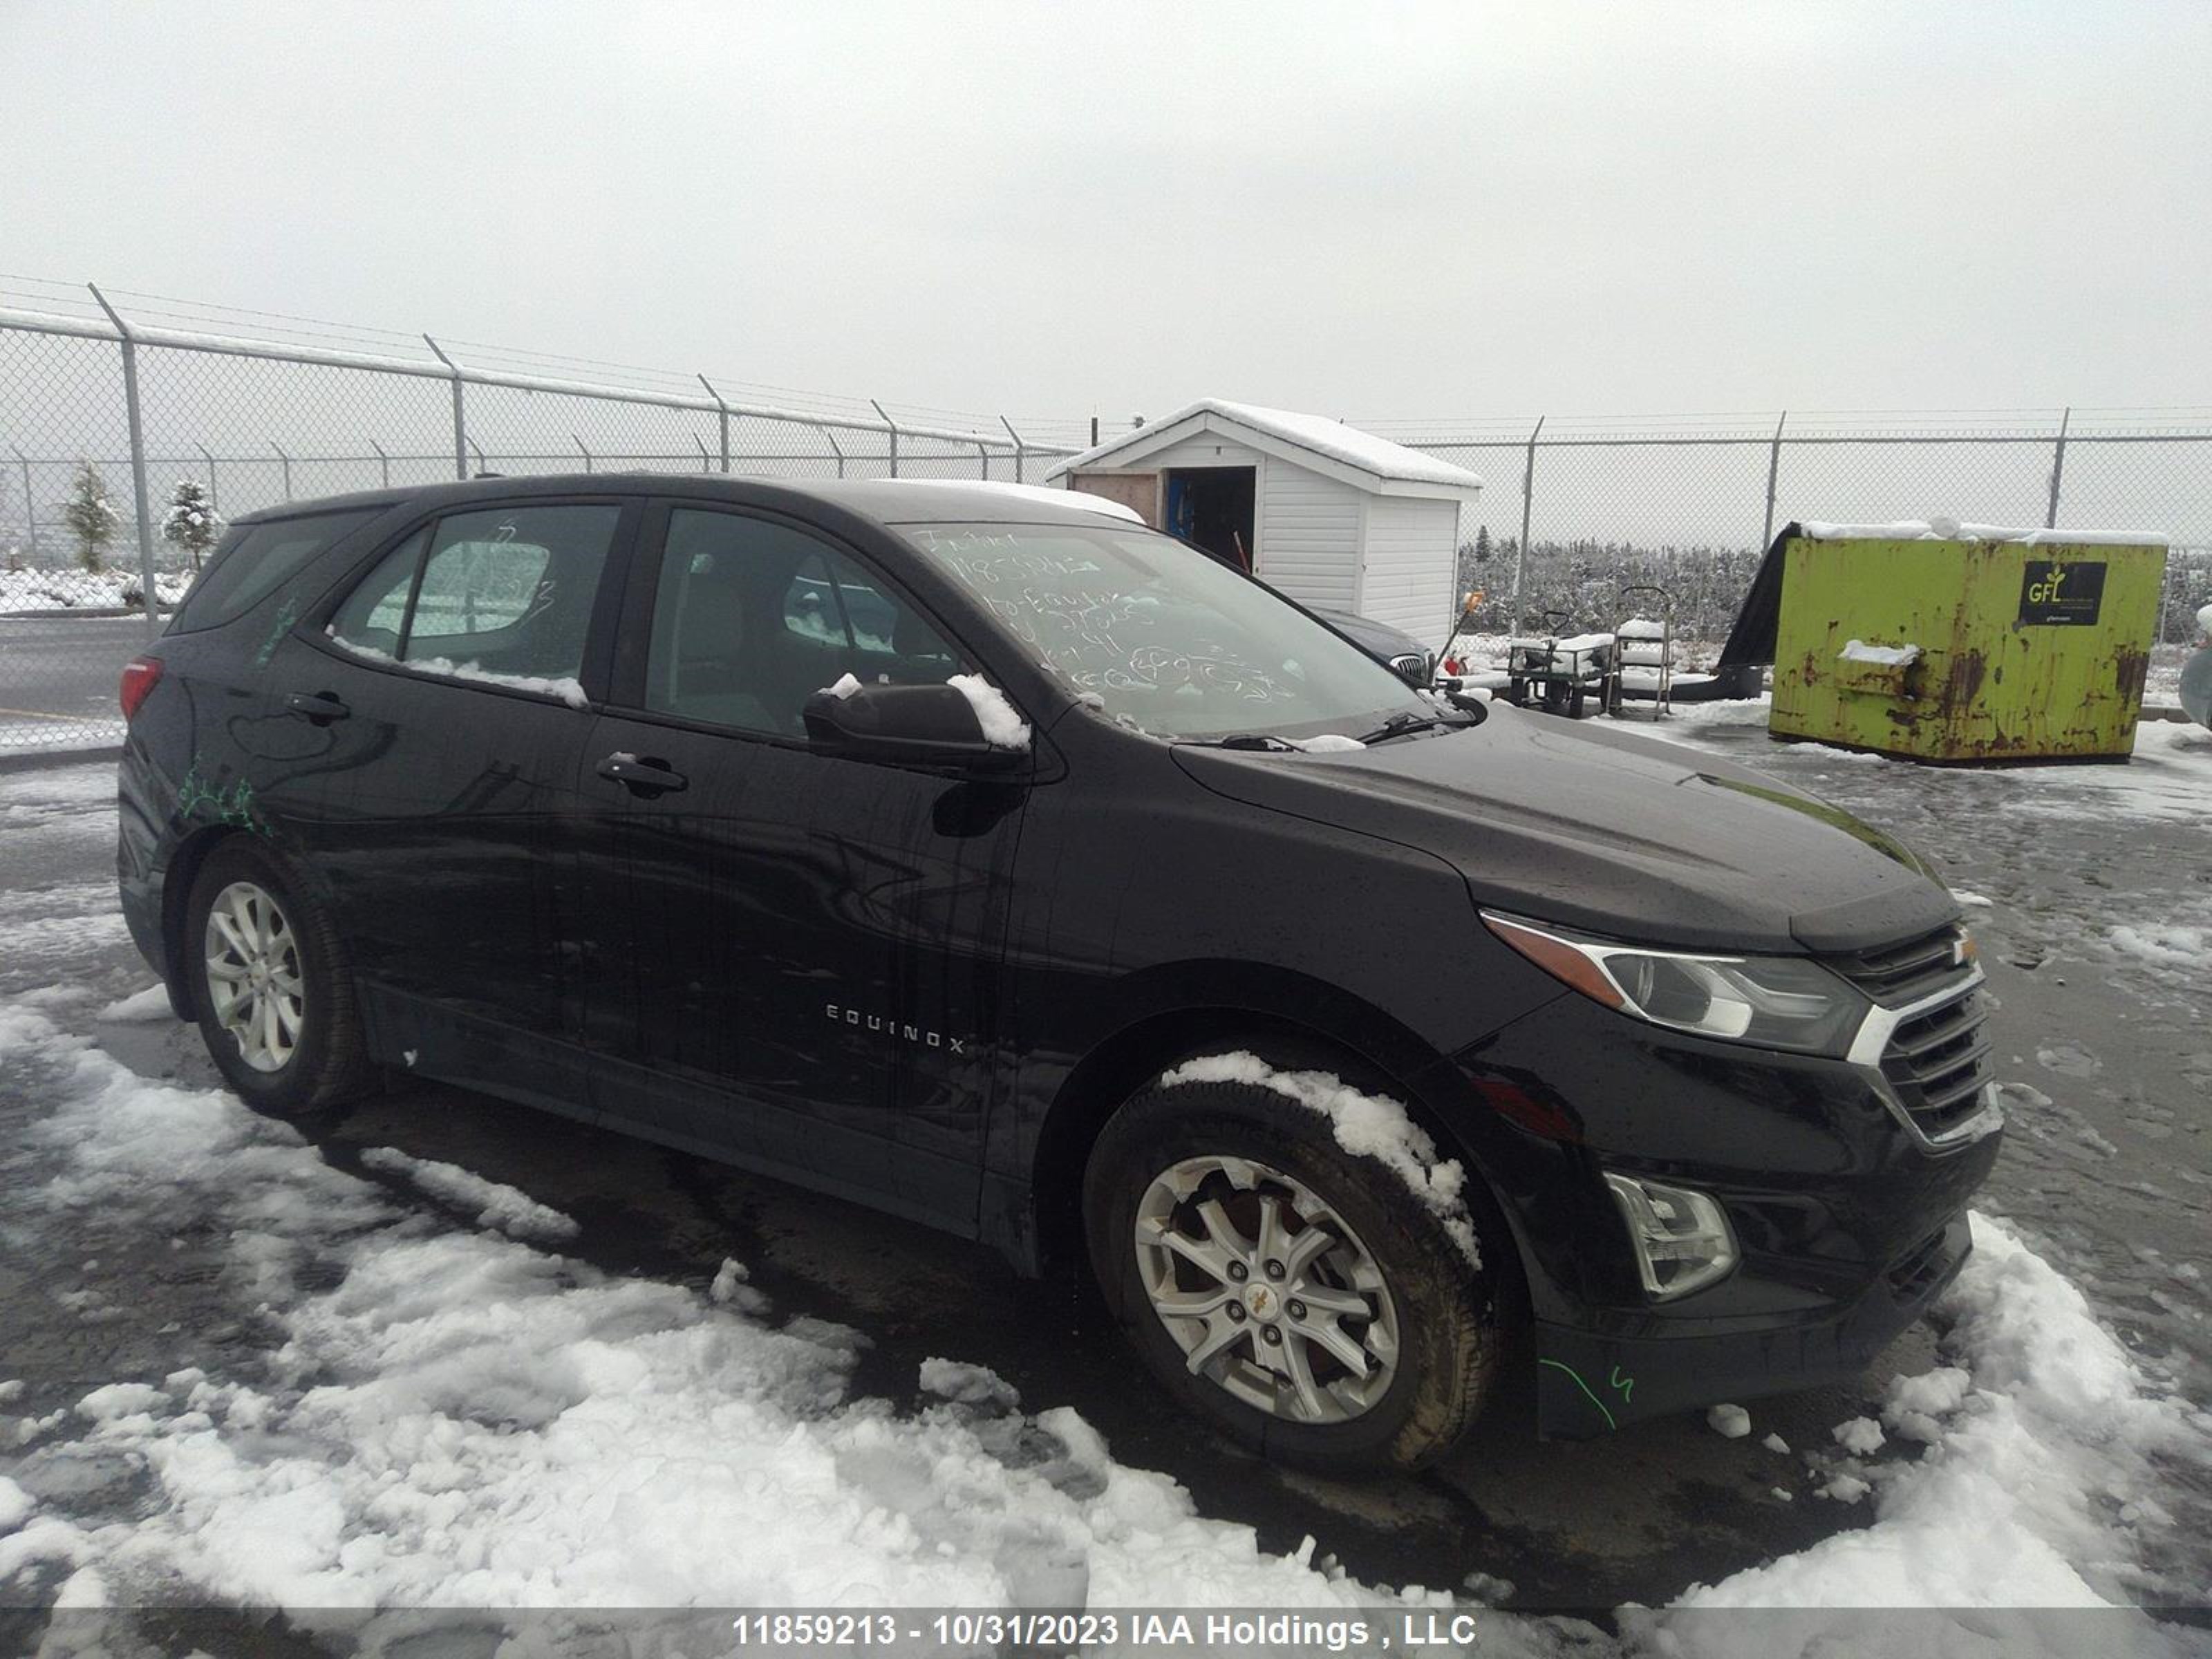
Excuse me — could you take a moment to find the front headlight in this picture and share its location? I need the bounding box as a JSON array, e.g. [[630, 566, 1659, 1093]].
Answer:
[[1483, 911, 1869, 1056]]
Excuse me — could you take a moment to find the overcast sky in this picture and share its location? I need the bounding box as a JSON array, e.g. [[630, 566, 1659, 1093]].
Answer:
[[8, 1, 2208, 426]]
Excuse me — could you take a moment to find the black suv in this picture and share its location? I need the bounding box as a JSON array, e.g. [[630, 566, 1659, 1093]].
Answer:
[[117, 477, 2000, 1472]]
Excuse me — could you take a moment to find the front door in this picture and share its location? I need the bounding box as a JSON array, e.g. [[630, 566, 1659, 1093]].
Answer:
[[569, 502, 1031, 1228]]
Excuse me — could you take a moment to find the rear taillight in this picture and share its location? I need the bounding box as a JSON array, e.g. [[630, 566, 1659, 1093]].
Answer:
[[120, 656, 163, 722]]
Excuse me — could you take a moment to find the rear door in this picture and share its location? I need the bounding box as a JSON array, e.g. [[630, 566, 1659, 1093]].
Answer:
[[568, 500, 1031, 1227], [282, 496, 636, 1102]]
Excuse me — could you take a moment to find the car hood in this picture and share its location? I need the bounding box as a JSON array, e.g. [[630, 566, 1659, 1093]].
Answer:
[[1170, 704, 1958, 955]]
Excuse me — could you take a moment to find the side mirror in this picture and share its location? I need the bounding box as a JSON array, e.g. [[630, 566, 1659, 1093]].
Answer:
[[1438, 677, 1489, 715], [802, 682, 1025, 772]]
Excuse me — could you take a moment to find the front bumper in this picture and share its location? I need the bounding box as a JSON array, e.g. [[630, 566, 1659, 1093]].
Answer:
[[1443, 993, 2001, 1438], [1534, 1212, 1972, 1436]]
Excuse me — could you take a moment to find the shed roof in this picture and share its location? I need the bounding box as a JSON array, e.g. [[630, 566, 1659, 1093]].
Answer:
[[1046, 398, 1483, 499]]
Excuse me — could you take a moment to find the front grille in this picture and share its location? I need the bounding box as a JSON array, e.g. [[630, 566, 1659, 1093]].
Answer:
[[1833, 924, 1994, 1145], [1830, 925, 1966, 1005], [1388, 650, 1432, 687]]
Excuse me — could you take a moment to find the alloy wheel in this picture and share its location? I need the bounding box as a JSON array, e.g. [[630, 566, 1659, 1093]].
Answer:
[[1132, 1153, 1400, 1424], [202, 879, 305, 1074]]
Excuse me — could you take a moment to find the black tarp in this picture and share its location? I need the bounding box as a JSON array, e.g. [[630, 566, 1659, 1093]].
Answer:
[[1711, 520, 1802, 697]]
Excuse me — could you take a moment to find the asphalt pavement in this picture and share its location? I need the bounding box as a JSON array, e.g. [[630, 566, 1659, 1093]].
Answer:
[[0, 715, 2205, 1612], [0, 615, 149, 752]]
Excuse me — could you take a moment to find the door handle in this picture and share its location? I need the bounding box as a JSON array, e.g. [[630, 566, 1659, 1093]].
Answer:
[[285, 690, 350, 724], [596, 751, 688, 796]]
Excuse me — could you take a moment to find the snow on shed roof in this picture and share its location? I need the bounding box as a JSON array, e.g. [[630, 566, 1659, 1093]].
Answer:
[[1047, 399, 1482, 496]]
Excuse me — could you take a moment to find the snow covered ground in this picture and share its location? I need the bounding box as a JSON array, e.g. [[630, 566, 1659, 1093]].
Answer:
[[1, 744, 2207, 1652], [0, 568, 188, 617]]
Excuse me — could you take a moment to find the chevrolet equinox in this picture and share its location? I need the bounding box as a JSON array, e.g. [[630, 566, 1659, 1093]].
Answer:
[[116, 476, 2000, 1472]]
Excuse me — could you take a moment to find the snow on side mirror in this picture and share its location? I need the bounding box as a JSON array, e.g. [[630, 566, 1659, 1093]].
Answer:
[[802, 681, 1025, 772]]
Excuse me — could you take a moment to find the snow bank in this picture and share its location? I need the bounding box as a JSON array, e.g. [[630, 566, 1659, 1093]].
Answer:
[[1839, 639, 1922, 667], [93, 984, 173, 1023], [919, 1358, 1020, 1411], [0, 1001, 1463, 1617], [359, 1145, 580, 1244], [0, 568, 191, 615], [0, 1476, 32, 1533], [1801, 519, 2168, 547], [946, 673, 1031, 750], [2107, 924, 2207, 971], [1159, 1053, 1481, 1268], [1671, 1212, 2207, 1624], [327, 633, 588, 710]]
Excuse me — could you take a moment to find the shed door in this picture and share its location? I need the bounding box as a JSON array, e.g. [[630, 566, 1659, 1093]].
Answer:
[[1069, 472, 1160, 528]]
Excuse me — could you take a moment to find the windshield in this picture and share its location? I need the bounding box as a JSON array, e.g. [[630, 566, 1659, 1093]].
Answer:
[[897, 521, 1430, 742]]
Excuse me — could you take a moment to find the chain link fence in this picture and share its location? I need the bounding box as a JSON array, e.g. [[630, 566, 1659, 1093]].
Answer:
[[0, 280, 1081, 753], [1366, 413, 2212, 694], [5, 277, 2209, 753]]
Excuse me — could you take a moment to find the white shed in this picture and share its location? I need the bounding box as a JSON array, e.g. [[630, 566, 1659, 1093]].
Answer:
[[1045, 399, 1483, 639]]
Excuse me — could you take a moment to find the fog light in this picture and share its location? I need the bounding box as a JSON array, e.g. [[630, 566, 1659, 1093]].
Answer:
[[1603, 1173, 1738, 1300]]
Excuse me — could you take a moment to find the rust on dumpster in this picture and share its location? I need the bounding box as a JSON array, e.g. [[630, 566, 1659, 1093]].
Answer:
[[1766, 531, 2166, 764]]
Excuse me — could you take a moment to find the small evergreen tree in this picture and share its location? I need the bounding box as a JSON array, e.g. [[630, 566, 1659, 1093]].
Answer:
[[1473, 523, 1492, 565], [61, 461, 118, 574], [160, 478, 223, 570]]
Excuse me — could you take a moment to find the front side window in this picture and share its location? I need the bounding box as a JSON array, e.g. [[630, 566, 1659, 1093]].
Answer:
[[899, 521, 1425, 741], [328, 505, 619, 688], [642, 509, 961, 736]]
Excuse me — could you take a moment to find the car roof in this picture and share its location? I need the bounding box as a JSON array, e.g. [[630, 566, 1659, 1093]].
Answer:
[[229, 474, 1141, 531]]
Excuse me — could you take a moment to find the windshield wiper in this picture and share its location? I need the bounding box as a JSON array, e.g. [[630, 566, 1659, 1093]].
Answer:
[[1353, 711, 1472, 746], [1204, 733, 1300, 751]]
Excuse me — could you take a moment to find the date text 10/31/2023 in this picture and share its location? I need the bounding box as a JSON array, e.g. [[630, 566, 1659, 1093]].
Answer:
[[728, 1611, 1493, 1651]]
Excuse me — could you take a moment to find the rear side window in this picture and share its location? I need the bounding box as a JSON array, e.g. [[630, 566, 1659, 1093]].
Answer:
[[167, 509, 379, 633], [328, 505, 620, 684]]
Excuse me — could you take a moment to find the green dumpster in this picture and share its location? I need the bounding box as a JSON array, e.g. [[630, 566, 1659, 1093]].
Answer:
[[1759, 522, 2166, 762]]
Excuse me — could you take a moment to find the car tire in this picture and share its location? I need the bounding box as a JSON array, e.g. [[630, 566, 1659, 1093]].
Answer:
[[1084, 1071, 1501, 1475], [185, 837, 373, 1115]]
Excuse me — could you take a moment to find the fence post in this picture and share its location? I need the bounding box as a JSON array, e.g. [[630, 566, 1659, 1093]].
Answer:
[[1761, 410, 1788, 549], [468, 439, 487, 477], [697, 375, 732, 473], [1509, 415, 1544, 637], [12, 447, 37, 561], [1000, 417, 1027, 483], [2045, 406, 2070, 529], [821, 425, 846, 480], [977, 440, 992, 480], [87, 285, 161, 641], [272, 442, 292, 501], [574, 436, 592, 474], [422, 335, 468, 480], [871, 401, 900, 477], [195, 443, 218, 512], [693, 435, 712, 473], [371, 440, 390, 487]]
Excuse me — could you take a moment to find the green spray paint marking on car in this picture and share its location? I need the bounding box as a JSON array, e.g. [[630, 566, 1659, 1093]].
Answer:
[[1537, 1358, 1618, 1431], [176, 757, 270, 838], [252, 595, 300, 669]]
